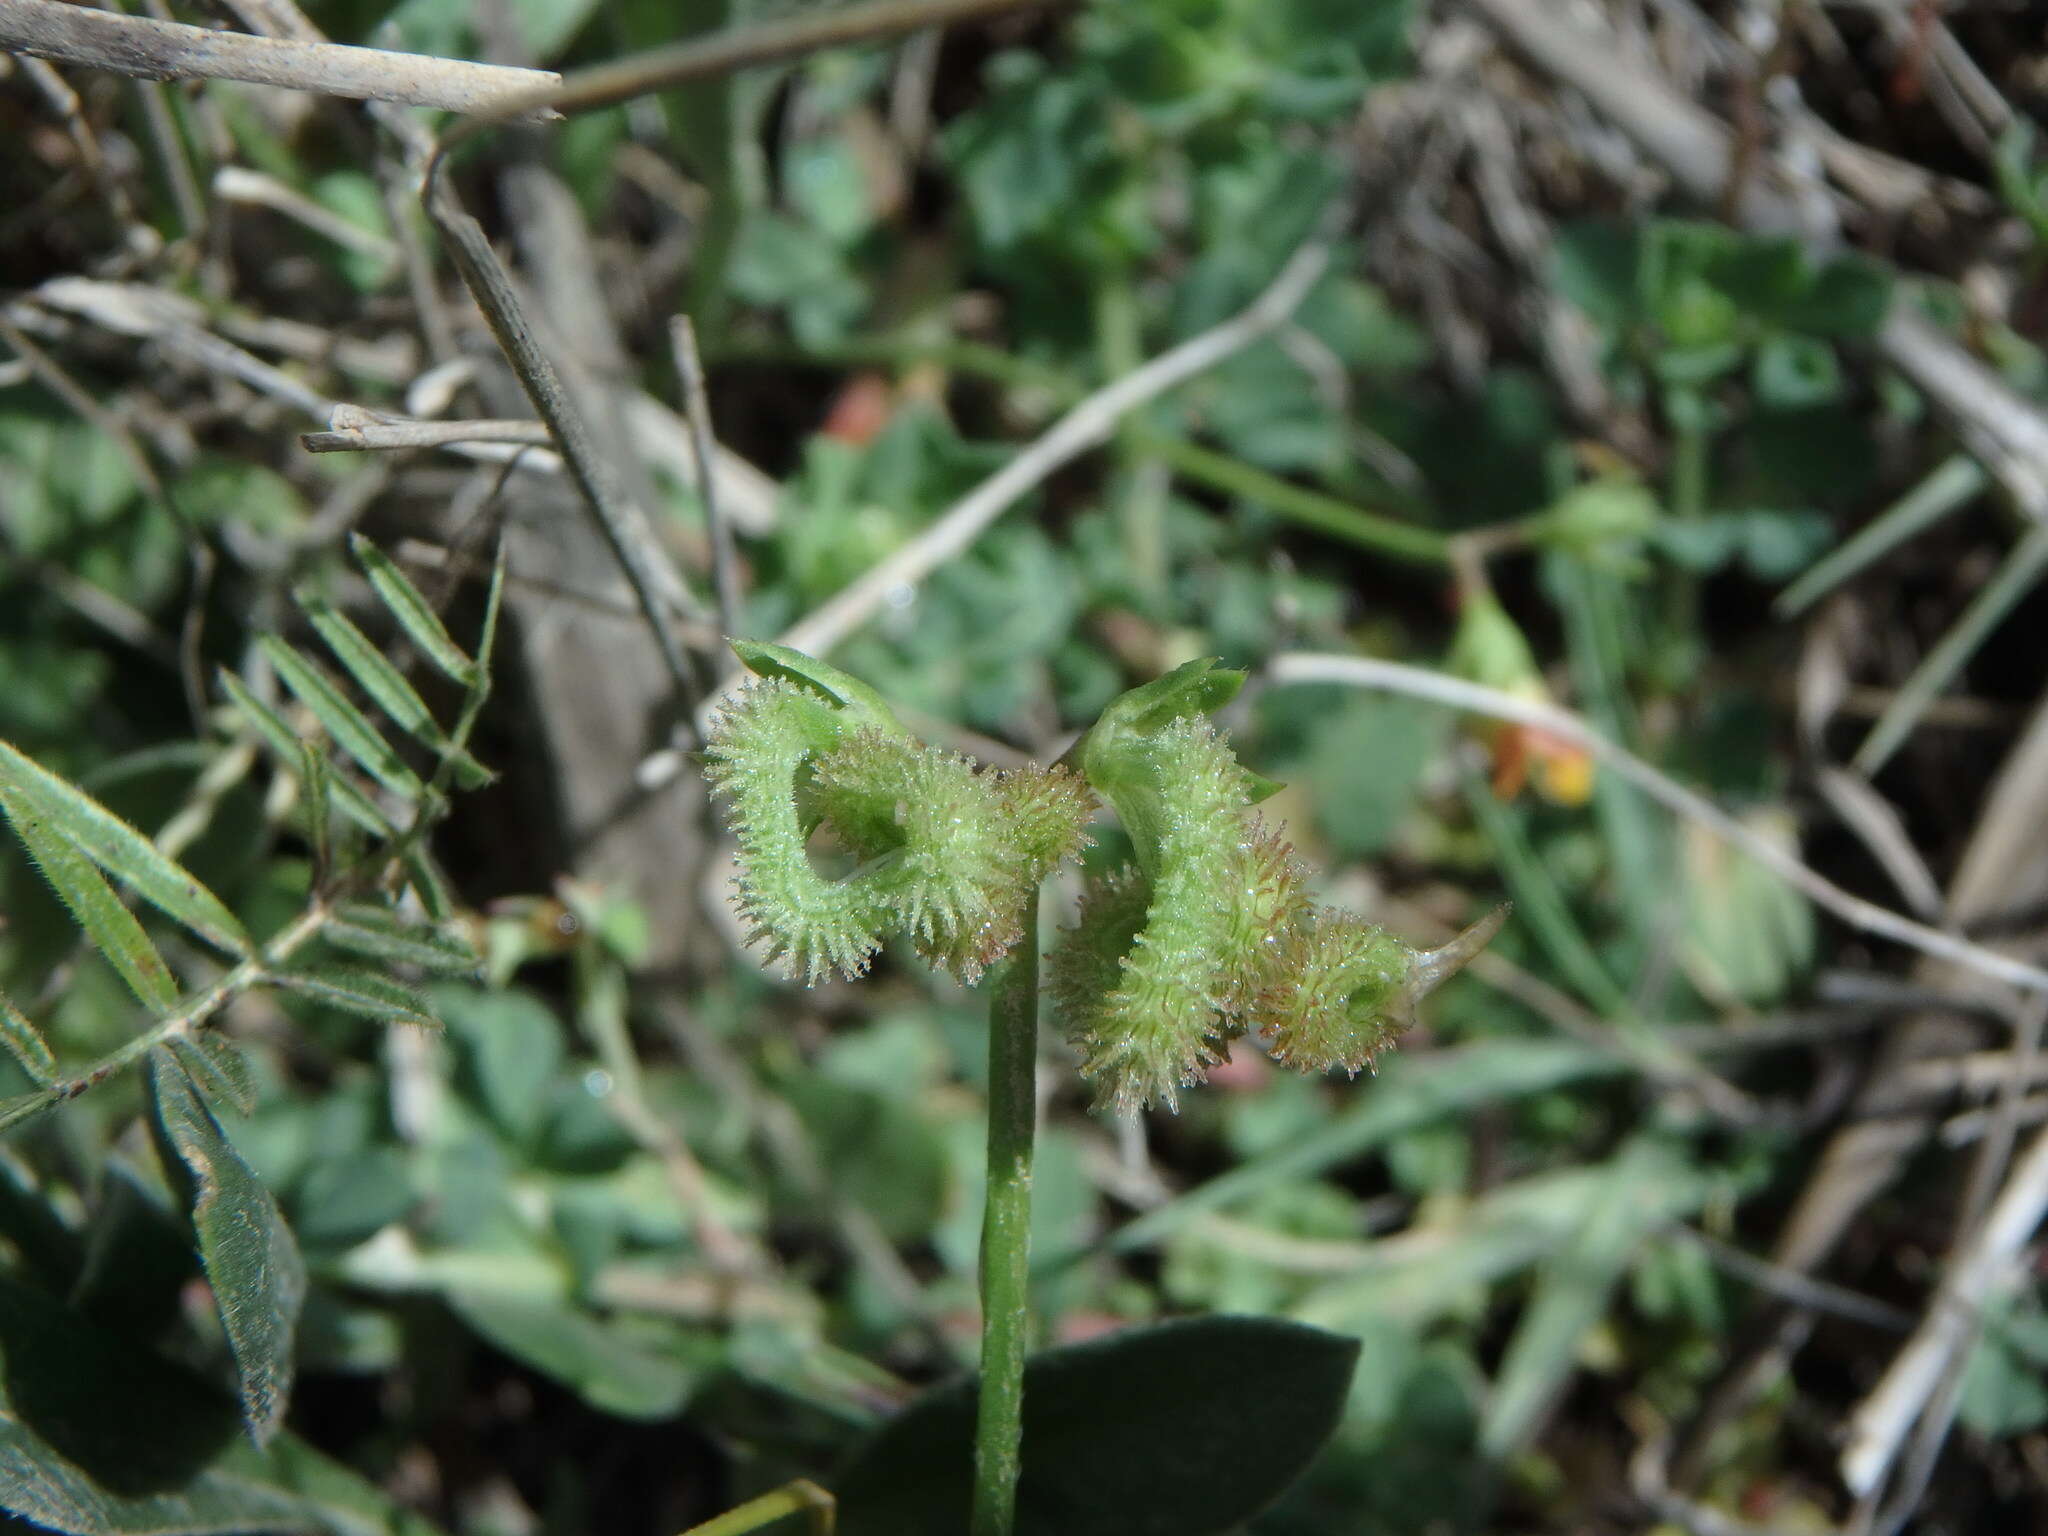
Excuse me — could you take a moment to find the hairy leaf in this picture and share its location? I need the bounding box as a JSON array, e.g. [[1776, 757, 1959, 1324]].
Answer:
[[0, 740, 248, 956], [258, 637, 424, 802], [351, 533, 476, 687], [149, 1053, 306, 1445], [1, 791, 176, 1011], [0, 992, 57, 1087]]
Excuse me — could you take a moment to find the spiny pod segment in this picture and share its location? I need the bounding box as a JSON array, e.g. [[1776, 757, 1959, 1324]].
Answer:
[[704, 641, 1093, 986], [1048, 658, 1507, 1114]]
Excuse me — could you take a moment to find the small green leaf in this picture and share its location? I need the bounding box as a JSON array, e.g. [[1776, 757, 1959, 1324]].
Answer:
[[163, 1032, 257, 1116], [0, 739, 248, 956], [351, 533, 477, 686], [1480, 1137, 1700, 1457], [729, 639, 904, 731], [834, 1316, 1359, 1536], [258, 637, 424, 802], [270, 965, 435, 1027], [1, 791, 177, 1010], [149, 1052, 306, 1445], [298, 590, 491, 788], [325, 904, 481, 974], [219, 669, 396, 838], [0, 992, 58, 1087], [446, 1292, 702, 1421]]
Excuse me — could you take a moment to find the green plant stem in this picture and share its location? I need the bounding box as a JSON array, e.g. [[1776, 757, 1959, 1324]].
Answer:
[[1139, 435, 1451, 565], [972, 885, 1040, 1536]]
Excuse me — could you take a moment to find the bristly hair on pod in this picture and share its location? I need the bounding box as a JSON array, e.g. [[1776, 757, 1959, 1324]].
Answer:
[[810, 731, 1094, 983], [704, 642, 1097, 988], [703, 678, 891, 983], [1048, 657, 1509, 1114], [1256, 910, 1417, 1075], [1048, 866, 1227, 1115]]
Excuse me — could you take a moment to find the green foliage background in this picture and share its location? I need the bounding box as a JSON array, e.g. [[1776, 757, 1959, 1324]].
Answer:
[[4, 0, 2048, 1532]]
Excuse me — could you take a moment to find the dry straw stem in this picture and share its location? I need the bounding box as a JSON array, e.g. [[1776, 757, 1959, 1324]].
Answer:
[[772, 243, 1332, 658], [1839, 1111, 2048, 1497], [1267, 652, 2048, 1001], [0, 0, 559, 114]]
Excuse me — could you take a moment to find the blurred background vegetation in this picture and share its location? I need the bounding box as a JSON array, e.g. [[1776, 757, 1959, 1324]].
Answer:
[[4, 0, 2048, 1531]]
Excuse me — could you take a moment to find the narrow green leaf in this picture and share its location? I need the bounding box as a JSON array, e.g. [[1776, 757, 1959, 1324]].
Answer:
[[270, 965, 435, 1026], [834, 1316, 1359, 1536], [729, 639, 905, 731], [351, 533, 476, 686], [220, 669, 396, 839], [258, 637, 424, 802], [298, 591, 491, 789], [299, 738, 333, 882], [165, 1032, 257, 1116], [1775, 454, 1987, 617], [1099, 1038, 1623, 1258], [0, 992, 58, 1087], [1854, 522, 2048, 775], [325, 905, 480, 974], [402, 847, 456, 923], [0, 739, 248, 956], [446, 1292, 700, 1421], [0, 794, 177, 1010], [149, 1053, 306, 1445], [1480, 1138, 1705, 1457]]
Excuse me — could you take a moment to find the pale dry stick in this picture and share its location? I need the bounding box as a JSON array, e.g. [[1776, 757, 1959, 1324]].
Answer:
[[0, 0, 560, 114], [1843, 993, 2048, 1530], [773, 243, 1331, 662], [303, 399, 781, 529], [1268, 652, 2048, 1000], [671, 315, 741, 641], [302, 409, 556, 454], [1840, 1100, 2048, 1496], [433, 0, 1048, 147], [1941, 1095, 2048, 1150], [212, 166, 399, 264], [422, 176, 710, 721]]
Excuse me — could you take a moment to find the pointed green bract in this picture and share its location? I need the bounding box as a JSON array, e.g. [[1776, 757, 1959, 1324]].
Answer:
[[0, 993, 57, 1088], [0, 738, 248, 956], [350, 533, 476, 686]]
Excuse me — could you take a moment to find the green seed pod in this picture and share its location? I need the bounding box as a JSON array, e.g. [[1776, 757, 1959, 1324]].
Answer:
[[703, 677, 894, 983], [812, 730, 1092, 983], [704, 642, 1094, 986]]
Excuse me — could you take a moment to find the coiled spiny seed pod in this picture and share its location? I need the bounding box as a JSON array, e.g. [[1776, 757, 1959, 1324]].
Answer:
[[813, 729, 1092, 983], [1048, 658, 1506, 1112], [704, 641, 1093, 986]]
